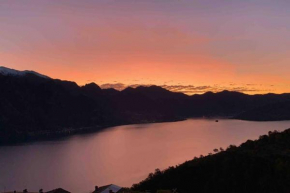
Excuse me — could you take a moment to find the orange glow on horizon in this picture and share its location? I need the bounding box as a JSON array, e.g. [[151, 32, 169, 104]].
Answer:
[[1, 1, 290, 95]]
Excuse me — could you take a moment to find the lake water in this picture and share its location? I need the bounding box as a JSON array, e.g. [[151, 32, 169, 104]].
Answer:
[[1, 119, 290, 193]]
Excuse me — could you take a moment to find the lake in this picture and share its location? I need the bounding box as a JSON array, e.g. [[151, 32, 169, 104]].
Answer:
[[1, 119, 290, 193]]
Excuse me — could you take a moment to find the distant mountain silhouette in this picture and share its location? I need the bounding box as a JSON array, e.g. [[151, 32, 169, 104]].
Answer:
[[0, 66, 50, 79], [1, 66, 290, 144], [235, 101, 290, 121]]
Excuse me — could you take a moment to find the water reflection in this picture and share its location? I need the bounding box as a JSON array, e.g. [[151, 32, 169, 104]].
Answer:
[[0, 119, 290, 193]]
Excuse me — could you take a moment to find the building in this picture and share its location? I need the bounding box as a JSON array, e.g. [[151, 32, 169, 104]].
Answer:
[[93, 184, 124, 193], [46, 188, 70, 193]]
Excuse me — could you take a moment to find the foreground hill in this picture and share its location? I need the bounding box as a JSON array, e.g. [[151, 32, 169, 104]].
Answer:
[[1, 66, 290, 144], [132, 129, 290, 193]]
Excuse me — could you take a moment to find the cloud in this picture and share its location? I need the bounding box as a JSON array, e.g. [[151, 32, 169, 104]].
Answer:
[[100, 83, 271, 95], [100, 83, 127, 90]]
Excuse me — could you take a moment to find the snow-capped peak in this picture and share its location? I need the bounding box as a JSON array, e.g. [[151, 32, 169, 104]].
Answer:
[[0, 66, 50, 79]]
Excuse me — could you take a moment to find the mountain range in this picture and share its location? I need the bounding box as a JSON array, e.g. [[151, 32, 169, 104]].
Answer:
[[1, 66, 290, 144]]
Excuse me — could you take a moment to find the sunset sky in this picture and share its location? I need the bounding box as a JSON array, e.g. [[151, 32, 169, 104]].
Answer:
[[1, 0, 290, 95]]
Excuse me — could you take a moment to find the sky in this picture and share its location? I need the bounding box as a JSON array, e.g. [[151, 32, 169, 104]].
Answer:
[[1, 0, 290, 95]]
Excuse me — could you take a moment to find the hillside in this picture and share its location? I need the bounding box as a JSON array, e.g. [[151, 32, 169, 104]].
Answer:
[[132, 129, 290, 193], [0, 68, 179, 144], [1, 66, 290, 144], [235, 101, 290, 121]]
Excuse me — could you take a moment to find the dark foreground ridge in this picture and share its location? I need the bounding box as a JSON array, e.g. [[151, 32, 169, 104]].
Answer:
[[132, 128, 290, 193], [1, 66, 290, 144]]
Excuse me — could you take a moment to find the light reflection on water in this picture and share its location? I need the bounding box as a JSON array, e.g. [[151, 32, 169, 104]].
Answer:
[[0, 119, 290, 193]]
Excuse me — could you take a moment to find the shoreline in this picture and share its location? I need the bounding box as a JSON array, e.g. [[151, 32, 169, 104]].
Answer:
[[0, 117, 186, 146], [3, 116, 290, 146]]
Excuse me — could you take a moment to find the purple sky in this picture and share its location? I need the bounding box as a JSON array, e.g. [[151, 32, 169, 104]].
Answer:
[[1, 0, 290, 94]]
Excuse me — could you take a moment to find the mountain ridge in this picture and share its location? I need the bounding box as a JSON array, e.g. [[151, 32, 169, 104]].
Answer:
[[1, 66, 290, 144], [0, 66, 50, 79]]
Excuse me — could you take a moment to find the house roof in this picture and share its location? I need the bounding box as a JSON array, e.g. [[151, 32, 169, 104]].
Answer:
[[93, 184, 123, 193], [46, 188, 70, 193]]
